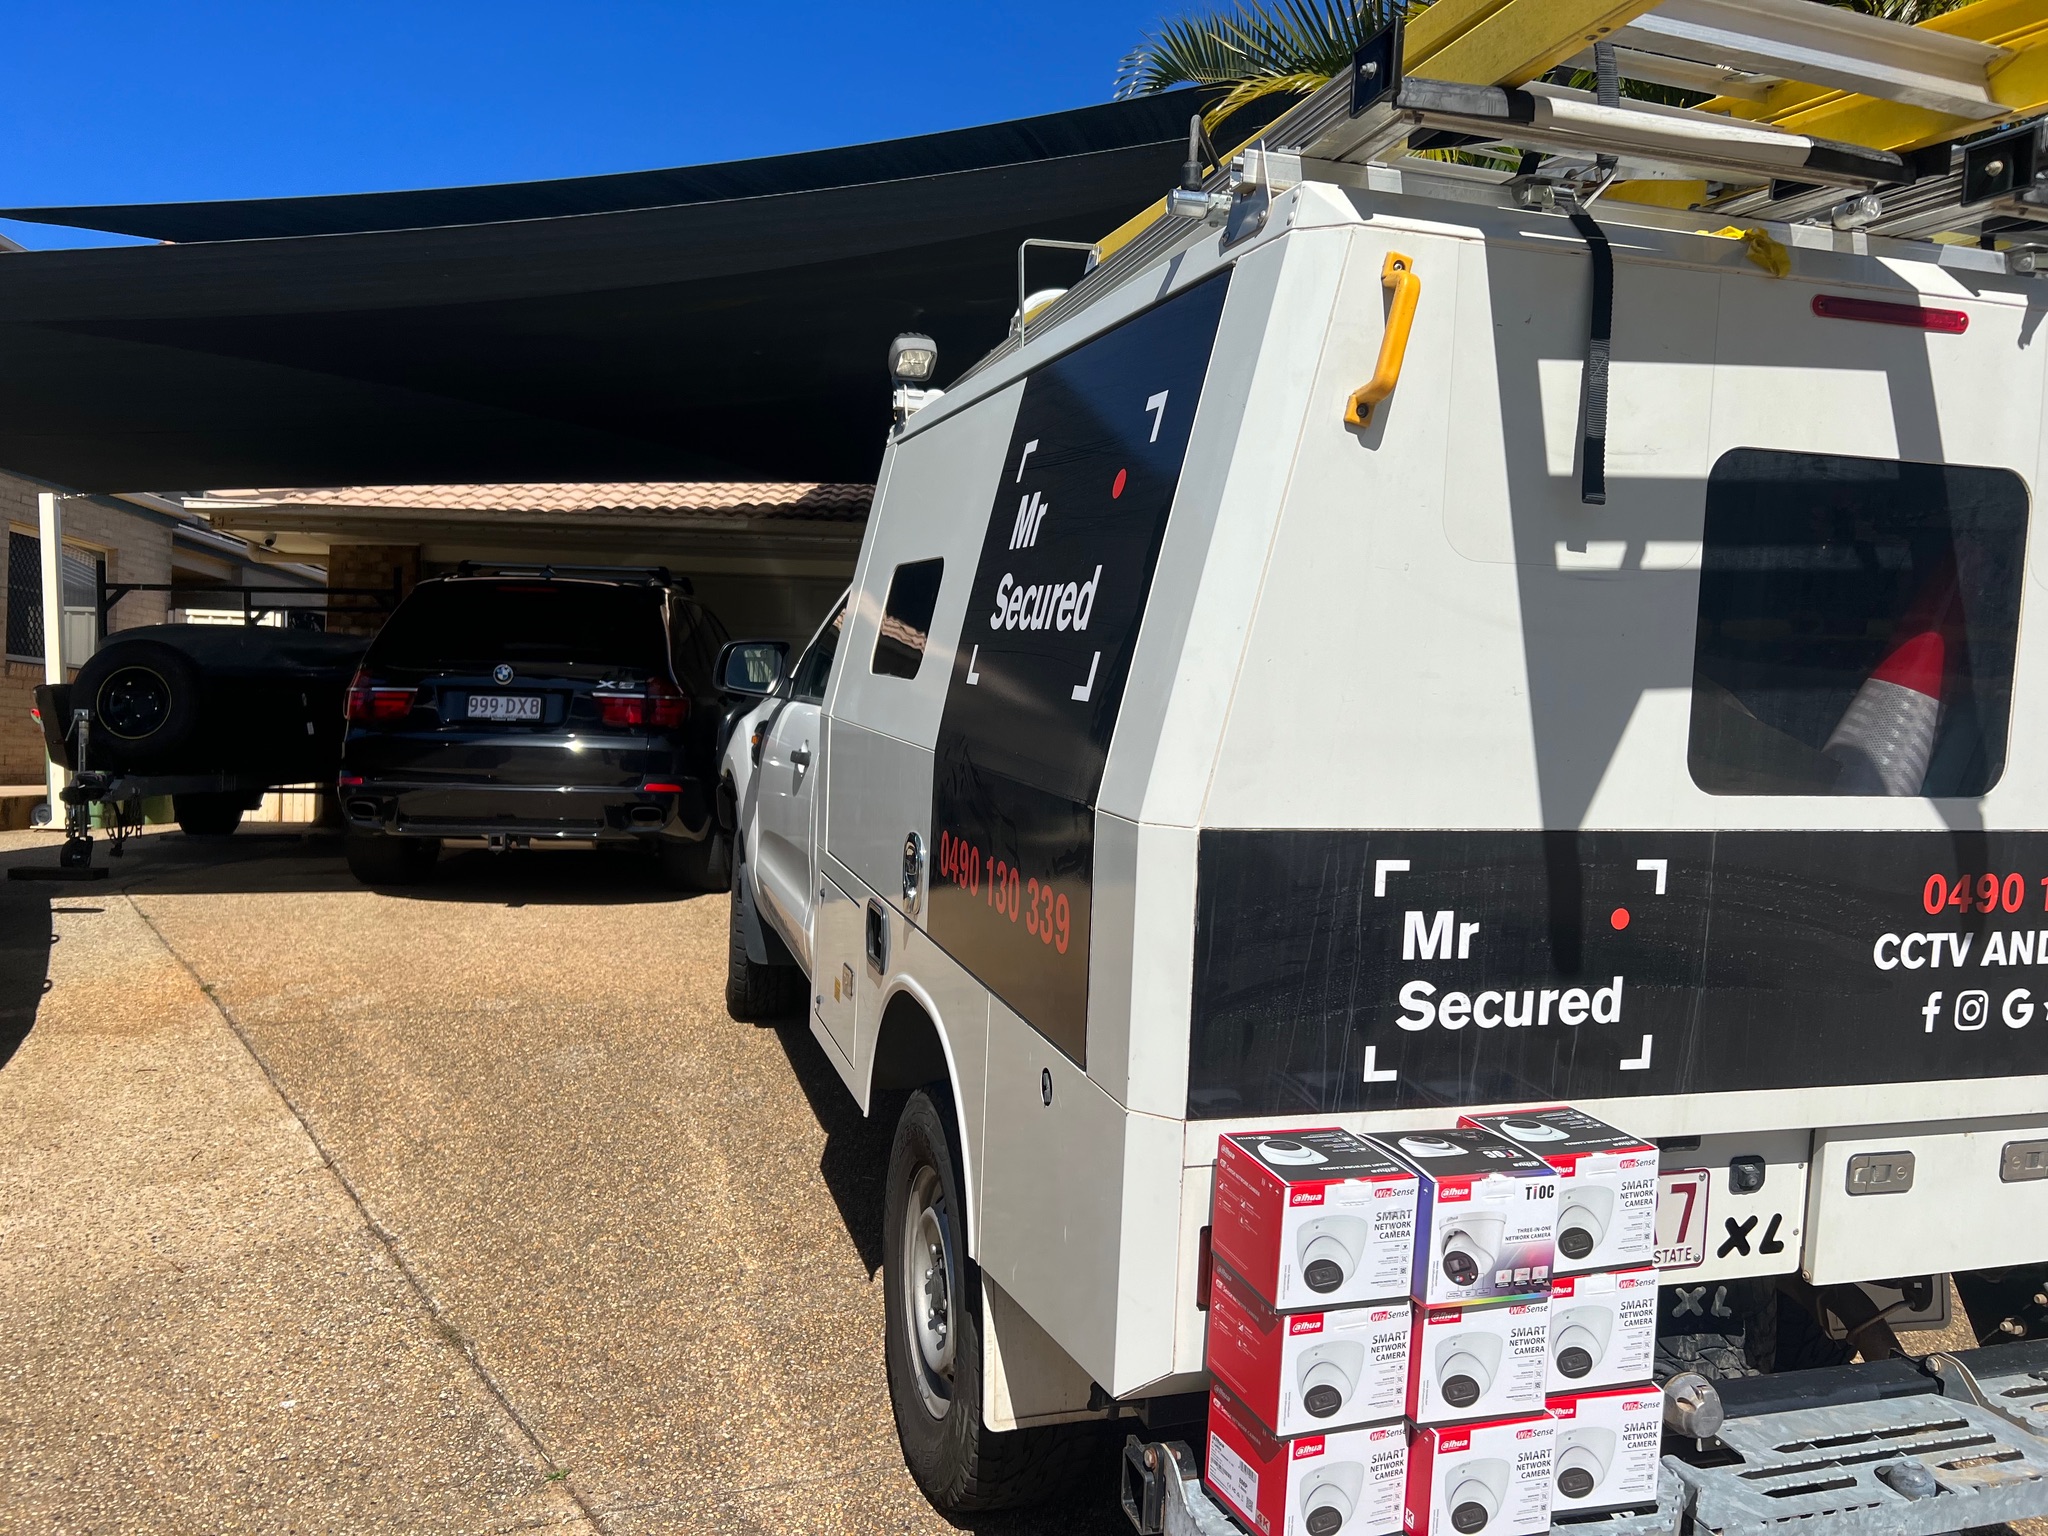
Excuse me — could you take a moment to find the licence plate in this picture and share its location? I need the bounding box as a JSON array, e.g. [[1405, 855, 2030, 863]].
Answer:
[[468, 693, 542, 722], [1656, 1168, 1712, 1270]]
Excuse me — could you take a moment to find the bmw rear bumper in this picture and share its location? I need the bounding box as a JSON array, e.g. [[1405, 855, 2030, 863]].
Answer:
[[341, 779, 713, 843]]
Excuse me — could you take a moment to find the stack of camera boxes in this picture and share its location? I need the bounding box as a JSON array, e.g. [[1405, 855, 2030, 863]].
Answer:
[[1203, 1109, 1660, 1535]]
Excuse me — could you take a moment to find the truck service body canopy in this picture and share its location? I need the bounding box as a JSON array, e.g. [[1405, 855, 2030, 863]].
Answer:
[[808, 161, 2048, 1401]]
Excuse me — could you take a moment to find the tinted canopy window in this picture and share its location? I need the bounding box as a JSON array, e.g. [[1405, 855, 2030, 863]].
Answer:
[[872, 558, 944, 678], [370, 581, 668, 669], [1689, 449, 2028, 798]]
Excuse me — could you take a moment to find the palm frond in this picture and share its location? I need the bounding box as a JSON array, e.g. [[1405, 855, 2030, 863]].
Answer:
[[1116, 0, 1410, 130]]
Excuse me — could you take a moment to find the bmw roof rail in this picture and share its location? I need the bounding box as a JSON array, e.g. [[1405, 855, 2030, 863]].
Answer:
[[449, 561, 688, 593]]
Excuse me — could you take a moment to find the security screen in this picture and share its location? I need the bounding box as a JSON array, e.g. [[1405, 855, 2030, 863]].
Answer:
[[1688, 448, 2028, 798]]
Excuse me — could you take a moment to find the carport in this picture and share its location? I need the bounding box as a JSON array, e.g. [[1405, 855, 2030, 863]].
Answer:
[[0, 87, 1244, 808]]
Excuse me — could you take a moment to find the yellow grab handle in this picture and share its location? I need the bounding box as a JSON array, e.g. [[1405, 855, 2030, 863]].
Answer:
[[1345, 251, 1420, 429]]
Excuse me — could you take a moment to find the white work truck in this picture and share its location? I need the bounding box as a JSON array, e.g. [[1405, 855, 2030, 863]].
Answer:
[[720, 27, 2048, 1525]]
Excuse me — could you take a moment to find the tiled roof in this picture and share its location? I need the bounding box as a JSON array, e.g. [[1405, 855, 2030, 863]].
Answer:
[[201, 483, 873, 522]]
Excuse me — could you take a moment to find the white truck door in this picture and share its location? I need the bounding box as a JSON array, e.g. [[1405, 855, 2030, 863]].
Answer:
[[754, 599, 845, 969]]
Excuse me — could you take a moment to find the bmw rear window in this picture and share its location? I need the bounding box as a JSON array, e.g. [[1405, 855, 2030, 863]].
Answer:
[[369, 582, 669, 669]]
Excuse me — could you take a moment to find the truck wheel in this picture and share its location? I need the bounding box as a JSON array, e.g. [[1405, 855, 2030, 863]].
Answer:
[[173, 793, 245, 838], [1654, 1278, 1778, 1380], [883, 1089, 1100, 1512], [725, 887, 803, 1020], [344, 831, 439, 887], [657, 832, 731, 893]]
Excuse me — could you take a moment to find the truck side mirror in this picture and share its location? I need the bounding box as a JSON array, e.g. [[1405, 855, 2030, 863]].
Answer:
[[716, 639, 788, 697]]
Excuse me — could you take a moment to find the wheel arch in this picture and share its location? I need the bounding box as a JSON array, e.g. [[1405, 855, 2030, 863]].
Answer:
[[867, 976, 980, 1256]]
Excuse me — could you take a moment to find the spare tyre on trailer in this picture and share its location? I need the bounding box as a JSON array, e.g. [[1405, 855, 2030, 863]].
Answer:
[[38, 623, 367, 837]]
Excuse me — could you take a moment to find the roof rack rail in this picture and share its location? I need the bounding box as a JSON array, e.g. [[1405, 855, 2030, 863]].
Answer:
[[947, 5, 2048, 393], [451, 561, 687, 593]]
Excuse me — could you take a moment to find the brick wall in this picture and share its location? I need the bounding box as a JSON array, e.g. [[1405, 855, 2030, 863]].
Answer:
[[0, 473, 175, 786], [325, 543, 418, 634]]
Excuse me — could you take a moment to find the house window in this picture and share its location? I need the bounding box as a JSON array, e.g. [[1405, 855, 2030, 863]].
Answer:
[[6, 531, 100, 662], [1689, 448, 2028, 797]]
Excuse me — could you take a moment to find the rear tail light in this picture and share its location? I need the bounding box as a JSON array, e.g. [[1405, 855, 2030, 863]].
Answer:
[[649, 678, 687, 729], [346, 669, 417, 723], [597, 677, 689, 729], [643, 781, 683, 793], [338, 773, 363, 787]]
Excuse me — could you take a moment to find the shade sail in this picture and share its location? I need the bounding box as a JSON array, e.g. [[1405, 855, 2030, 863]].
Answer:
[[0, 92, 1257, 493], [2, 95, 1217, 244]]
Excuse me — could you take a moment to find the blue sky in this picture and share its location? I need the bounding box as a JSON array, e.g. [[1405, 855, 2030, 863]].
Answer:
[[2, 1, 1184, 249]]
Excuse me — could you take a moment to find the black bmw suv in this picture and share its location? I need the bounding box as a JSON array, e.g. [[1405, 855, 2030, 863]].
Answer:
[[338, 567, 730, 888]]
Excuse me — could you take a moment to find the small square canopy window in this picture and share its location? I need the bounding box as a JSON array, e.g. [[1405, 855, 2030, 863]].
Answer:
[[1689, 448, 2028, 798], [872, 558, 944, 679]]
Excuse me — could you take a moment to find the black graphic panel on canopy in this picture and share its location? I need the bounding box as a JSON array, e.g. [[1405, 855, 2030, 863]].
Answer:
[[930, 273, 1231, 1065]]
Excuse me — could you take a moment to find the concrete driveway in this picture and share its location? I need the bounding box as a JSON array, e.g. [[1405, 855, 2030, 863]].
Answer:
[[0, 827, 1128, 1534]]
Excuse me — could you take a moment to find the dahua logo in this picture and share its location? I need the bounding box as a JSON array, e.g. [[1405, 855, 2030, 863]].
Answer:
[[1291, 1189, 1326, 1207]]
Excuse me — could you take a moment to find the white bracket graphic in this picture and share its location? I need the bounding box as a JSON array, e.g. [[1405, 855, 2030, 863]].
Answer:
[[965, 644, 981, 686], [1071, 651, 1100, 702], [1146, 391, 1169, 442], [1636, 858, 1668, 895], [1373, 859, 1410, 897], [1620, 1035, 1654, 1071], [1016, 439, 1039, 481], [1361, 1046, 1398, 1084]]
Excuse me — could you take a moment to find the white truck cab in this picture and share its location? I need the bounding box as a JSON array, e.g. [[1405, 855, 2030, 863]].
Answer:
[[720, 34, 2048, 1516]]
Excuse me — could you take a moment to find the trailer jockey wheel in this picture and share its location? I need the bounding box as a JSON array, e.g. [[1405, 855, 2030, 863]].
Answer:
[[883, 1087, 1100, 1512]]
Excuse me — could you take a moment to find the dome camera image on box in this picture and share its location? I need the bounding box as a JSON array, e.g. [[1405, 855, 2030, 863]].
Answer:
[[1554, 1426, 1614, 1502], [1405, 1416, 1554, 1536], [1555, 1185, 1615, 1264], [1440, 1211, 1506, 1289], [1298, 1338, 1366, 1419], [1437, 1330, 1503, 1411], [1409, 1299, 1547, 1424], [1298, 1459, 1365, 1536], [1550, 1304, 1613, 1382], [1544, 1268, 1655, 1394]]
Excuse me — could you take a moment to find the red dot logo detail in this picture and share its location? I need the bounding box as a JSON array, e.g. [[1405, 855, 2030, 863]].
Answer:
[[1610, 907, 1631, 931], [1111, 468, 1127, 499]]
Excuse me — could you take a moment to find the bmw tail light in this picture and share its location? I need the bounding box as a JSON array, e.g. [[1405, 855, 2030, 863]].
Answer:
[[649, 677, 687, 728], [597, 679, 688, 729], [346, 669, 416, 723]]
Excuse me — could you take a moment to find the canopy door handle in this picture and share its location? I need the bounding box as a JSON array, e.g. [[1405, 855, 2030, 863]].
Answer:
[[1344, 251, 1420, 430]]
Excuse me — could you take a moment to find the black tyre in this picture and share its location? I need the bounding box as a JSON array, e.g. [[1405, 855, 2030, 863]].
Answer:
[[173, 792, 245, 838], [1774, 1287, 1858, 1372], [883, 1088, 1100, 1512], [344, 831, 439, 887], [657, 832, 731, 893], [1654, 1278, 1778, 1381], [78, 640, 203, 768], [725, 881, 804, 1021]]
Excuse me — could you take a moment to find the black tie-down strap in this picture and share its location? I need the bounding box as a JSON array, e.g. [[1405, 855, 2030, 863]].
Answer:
[[1567, 204, 1614, 506]]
